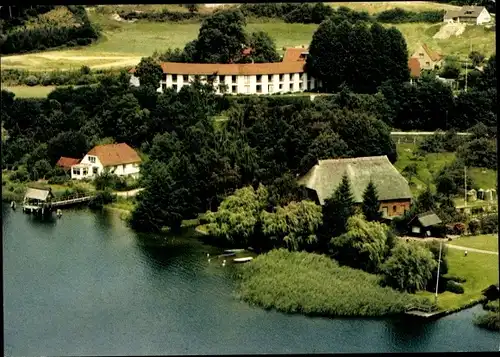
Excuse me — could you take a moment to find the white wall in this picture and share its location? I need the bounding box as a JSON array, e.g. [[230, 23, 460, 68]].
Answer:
[[133, 72, 319, 95], [70, 154, 140, 180], [477, 8, 491, 25]]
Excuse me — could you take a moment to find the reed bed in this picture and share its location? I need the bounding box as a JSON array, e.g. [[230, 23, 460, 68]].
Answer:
[[237, 249, 433, 317]]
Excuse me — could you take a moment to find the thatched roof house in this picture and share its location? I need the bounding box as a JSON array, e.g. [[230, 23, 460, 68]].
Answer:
[[297, 156, 412, 217]]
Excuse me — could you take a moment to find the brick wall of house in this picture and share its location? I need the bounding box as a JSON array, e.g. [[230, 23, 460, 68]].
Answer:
[[380, 199, 411, 217]]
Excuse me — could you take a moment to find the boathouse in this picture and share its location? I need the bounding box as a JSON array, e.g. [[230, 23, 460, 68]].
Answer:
[[23, 187, 54, 213]]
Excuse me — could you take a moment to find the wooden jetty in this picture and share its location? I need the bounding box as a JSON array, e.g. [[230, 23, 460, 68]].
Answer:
[[22, 187, 95, 217], [404, 306, 444, 319]]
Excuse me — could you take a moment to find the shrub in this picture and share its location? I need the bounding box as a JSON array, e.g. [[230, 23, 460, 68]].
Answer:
[[442, 274, 467, 283], [445, 280, 465, 294], [47, 176, 69, 185], [468, 219, 480, 235], [376, 8, 444, 23], [10, 169, 29, 183], [474, 312, 500, 331], [484, 299, 499, 312], [88, 189, 116, 209], [25, 75, 39, 87], [480, 214, 498, 234], [452, 222, 466, 236]]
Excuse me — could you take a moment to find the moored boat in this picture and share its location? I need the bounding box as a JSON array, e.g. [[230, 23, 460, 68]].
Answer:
[[224, 249, 246, 253], [233, 257, 253, 263]]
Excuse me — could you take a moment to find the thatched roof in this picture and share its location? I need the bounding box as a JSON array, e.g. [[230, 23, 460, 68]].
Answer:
[[297, 156, 412, 205], [24, 188, 53, 201], [410, 212, 442, 228]]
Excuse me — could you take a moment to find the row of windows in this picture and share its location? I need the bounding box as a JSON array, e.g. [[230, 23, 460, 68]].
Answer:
[[165, 73, 306, 84], [73, 167, 98, 176], [164, 80, 314, 93]]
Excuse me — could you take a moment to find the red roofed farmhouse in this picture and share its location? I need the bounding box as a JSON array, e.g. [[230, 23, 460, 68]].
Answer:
[[129, 47, 322, 95], [411, 43, 444, 71], [68, 143, 142, 180], [56, 157, 80, 170]]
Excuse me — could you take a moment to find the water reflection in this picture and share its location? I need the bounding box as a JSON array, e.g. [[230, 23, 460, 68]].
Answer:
[[387, 316, 438, 351]]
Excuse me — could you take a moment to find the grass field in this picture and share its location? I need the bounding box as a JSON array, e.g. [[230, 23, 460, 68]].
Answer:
[[328, 1, 460, 14], [416, 248, 499, 311], [393, 143, 498, 196], [3, 86, 57, 98], [0, 3, 495, 71], [449, 234, 499, 252]]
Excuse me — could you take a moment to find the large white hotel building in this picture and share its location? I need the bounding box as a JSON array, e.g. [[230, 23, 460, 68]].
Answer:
[[129, 47, 322, 95]]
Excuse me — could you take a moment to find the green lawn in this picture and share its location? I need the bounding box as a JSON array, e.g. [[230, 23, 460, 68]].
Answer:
[[2, 86, 57, 98], [394, 143, 497, 196], [1, 6, 494, 71], [394, 143, 456, 195], [417, 248, 499, 311], [448, 234, 499, 252]]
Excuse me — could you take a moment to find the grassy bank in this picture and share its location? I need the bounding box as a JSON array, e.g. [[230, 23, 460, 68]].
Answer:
[[394, 143, 498, 196], [448, 234, 499, 252], [2, 170, 96, 203], [236, 249, 433, 317], [328, 2, 460, 14], [416, 248, 498, 311], [1, 5, 494, 71], [2, 86, 57, 98]]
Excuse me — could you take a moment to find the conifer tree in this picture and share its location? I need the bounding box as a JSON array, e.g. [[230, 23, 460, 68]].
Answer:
[[362, 180, 381, 222], [321, 173, 356, 247]]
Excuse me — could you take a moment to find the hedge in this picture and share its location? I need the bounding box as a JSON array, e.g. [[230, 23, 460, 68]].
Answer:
[[446, 280, 465, 294]]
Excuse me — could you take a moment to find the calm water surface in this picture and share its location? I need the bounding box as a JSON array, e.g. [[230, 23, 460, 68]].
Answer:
[[3, 204, 499, 355]]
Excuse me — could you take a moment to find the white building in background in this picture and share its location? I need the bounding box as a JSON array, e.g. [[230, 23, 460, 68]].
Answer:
[[129, 47, 322, 95], [59, 143, 142, 180], [443, 6, 492, 25]]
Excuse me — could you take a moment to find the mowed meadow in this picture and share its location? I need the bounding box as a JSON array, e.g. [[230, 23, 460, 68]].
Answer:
[[0, 3, 495, 71]]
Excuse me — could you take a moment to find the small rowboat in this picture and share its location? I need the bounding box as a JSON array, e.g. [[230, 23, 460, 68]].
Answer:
[[224, 249, 246, 253], [219, 252, 236, 257], [233, 257, 253, 263]]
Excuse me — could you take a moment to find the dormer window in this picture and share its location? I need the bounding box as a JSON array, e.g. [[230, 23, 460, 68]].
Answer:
[[88, 156, 96, 163]]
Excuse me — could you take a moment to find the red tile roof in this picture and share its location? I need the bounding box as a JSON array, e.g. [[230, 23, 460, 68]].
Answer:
[[129, 48, 307, 76], [408, 58, 421, 78], [159, 61, 305, 75], [56, 156, 80, 169], [422, 43, 443, 62], [87, 143, 141, 167], [282, 47, 308, 62]]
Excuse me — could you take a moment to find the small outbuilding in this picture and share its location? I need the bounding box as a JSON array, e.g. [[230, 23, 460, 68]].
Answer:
[[23, 187, 54, 208], [408, 211, 443, 238]]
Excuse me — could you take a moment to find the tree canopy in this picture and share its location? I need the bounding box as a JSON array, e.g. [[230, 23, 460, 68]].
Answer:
[[307, 20, 409, 93]]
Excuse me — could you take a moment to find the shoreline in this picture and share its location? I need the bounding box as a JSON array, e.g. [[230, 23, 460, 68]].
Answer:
[[3, 199, 492, 320]]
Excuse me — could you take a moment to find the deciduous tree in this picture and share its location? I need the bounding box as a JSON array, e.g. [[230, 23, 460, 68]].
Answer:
[[382, 242, 437, 293]]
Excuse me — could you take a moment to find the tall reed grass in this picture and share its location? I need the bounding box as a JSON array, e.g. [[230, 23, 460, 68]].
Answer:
[[236, 249, 434, 317]]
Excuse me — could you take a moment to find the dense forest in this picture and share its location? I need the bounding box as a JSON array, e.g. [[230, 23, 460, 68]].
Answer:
[[0, 5, 100, 54]]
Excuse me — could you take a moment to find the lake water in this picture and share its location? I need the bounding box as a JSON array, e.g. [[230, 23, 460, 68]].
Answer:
[[3, 204, 499, 355]]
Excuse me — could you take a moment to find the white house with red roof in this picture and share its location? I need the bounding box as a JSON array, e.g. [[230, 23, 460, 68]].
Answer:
[[129, 47, 321, 95], [59, 143, 142, 180]]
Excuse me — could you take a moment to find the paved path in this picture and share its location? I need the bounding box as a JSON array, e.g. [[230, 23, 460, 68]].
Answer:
[[446, 244, 498, 255], [114, 188, 144, 197]]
